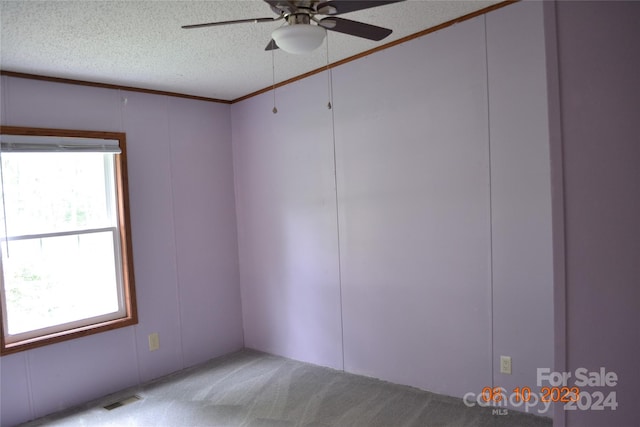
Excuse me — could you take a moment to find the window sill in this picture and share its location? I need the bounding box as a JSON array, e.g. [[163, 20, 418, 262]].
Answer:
[[1, 315, 138, 356]]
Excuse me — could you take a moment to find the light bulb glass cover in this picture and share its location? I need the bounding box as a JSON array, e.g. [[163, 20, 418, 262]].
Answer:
[[271, 25, 326, 54]]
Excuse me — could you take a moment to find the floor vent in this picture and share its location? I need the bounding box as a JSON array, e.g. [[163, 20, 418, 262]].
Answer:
[[103, 395, 141, 411]]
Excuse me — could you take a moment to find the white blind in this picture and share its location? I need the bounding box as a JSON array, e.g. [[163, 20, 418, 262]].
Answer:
[[0, 134, 121, 153]]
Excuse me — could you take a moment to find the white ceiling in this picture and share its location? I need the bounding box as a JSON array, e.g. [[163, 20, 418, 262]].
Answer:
[[0, 0, 500, 101]]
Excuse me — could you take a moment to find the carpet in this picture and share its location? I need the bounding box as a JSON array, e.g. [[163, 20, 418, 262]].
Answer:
[[21, 349, 552, 427]]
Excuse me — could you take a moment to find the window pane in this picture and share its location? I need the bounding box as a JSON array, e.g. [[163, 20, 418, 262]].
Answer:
[[1, 153, 115, 236], [2, 231, 120, 335]]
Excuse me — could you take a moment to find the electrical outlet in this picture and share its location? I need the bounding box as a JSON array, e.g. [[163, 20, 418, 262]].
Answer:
[[148, 333, 160, 351], [500, 356, 512, 374]]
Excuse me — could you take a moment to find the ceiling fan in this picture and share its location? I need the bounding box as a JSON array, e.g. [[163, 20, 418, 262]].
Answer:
[[182, 0, 405, 54]]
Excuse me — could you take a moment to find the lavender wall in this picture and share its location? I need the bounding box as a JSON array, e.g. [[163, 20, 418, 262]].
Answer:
[[231, 74, 343, 369], [0, 77, 243, 426], [332, 17, 492, 397], [552, 2, 640, 426], [486, 1, 554, 413], [232, 0, 554, 408]]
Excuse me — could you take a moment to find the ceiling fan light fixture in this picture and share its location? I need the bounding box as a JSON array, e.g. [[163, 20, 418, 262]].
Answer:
[[271, 24, 326, 54]]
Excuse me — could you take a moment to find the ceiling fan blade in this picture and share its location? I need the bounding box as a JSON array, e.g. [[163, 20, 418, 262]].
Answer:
[[316, 0, 405, 15], [320, 17, 392, 41], [182, 17, 279, 29], [265, 40, 279, 51]]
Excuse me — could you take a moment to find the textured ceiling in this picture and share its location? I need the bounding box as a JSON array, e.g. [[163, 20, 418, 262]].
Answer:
[[0, 0, 500, 101]]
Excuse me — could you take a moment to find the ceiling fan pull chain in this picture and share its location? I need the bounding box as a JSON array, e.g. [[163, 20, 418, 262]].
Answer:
[[272, 48, 278, 114], [326, 35, 332, 110]]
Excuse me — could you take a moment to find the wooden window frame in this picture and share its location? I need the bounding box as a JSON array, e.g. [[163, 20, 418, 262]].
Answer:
[[0, 126, 137, 355]]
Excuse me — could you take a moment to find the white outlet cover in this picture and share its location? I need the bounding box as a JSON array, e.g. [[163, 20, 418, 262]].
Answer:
[[148, 333, 160, 351], [500, 356, 512, 374]]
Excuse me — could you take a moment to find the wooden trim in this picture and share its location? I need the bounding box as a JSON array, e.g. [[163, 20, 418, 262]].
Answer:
[[232, 0, 518, 103], [115, 133, 139, 328], [0, 70, 232, 105], [0, 126, 127, 141], [1, 317, 138, 355], [0, 126, 139, 356]]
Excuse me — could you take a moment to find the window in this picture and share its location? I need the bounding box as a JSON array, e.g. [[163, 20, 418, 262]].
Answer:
[[0, 127, 137, 355]]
